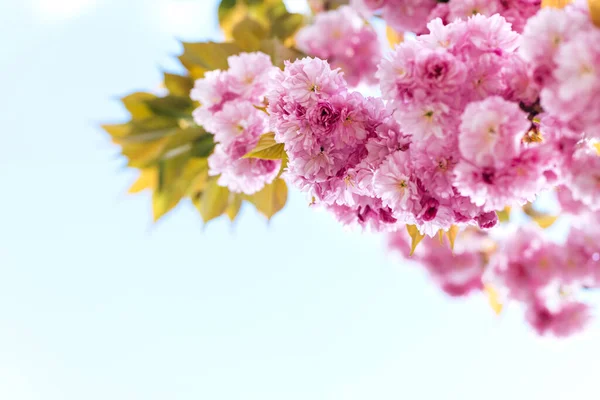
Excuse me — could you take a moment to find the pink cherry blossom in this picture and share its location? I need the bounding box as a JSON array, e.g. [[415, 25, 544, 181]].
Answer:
[[296, 6, 381, 86], [208, 144, 281, 194], [526, 300, 590, 338], [372, 150, 417, 213], [569, 141, 600, 211], [458, 97, 529, 167]]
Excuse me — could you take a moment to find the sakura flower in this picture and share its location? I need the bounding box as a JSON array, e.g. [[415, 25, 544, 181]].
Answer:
[[277, 57, 347, 106], [372, 150, 418, 212], [569, 141, 600, 211], [296, 6, 381, 86], [486, 226, 563, 302], [458, 97, 529, 167], [208, 145, 281, 194], [526, 300, 590, 338], [207, 101, 266, 146]]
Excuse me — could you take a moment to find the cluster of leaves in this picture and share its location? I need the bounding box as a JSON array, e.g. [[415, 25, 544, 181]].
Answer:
[[103, 0, 306, 223]]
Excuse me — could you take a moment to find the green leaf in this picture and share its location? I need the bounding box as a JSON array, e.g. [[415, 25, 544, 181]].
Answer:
[[117, 125, 205, 168], [243, 133, 286, 160], [406, 225, 425, 256], [496, 206, 511, 223], [122, 92, 157, 120], [102, 123, 132, 139], [178, 42, 242, 74], [129, 168, 157, 193], [245, 178, 288, 219], [194, 178, 231, 223], [145, 96, 193, 119], [271, 12, 305, 41], [190, 135, 216, 158], [152, 152, 191, 221], [225, 193, 244, 221], [164, 72, 194, 97], [232, 17, 268, 51], [259, 38, 304, 69]]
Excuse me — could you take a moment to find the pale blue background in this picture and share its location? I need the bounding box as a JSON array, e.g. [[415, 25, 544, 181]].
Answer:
[[1, 1, 599, 399]]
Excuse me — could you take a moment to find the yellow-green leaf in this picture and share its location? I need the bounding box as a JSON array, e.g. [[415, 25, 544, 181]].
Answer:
[[194, 178, 230, 223], [446, 225, 460, 252], [484, 284, 503, 315], [245, 178, 288, 219], [533, 214, 559, 229], [121, 136, 172, 168], [122, 92, 157, 120], [496, 206, 511, 223], [522, 203, 559, 229], [145, 96, 193, 119], [260, 38, 304, 69], [152, 190, 181, 222], [243, 133, 286, 160], [406, 225, 425, 256], [232, 17, 268, 51], [271, 12, 305, 41], [129, 168, 157, 193], [226, 193, 244, 221], [163, 72, 194, 97], [386, 25, 404, 48], [102, 123, 132, 139], [178, 42, 242, 75], [590, 0, 600, 27], [190, 135, 216, 158]]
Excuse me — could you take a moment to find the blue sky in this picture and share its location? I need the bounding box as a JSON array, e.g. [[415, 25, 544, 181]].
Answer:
[[0, 1, 599, 399]]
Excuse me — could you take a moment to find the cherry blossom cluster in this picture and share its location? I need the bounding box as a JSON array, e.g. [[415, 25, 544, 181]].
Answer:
[[267, 57, 406, 231], [351, 0, 540, 34], [375, 14, 552, 233], [296, 5, 382, 86], [185, 1, 600, 337], [389, 213, 600, 337], [520, 1, 600, 211], [388, 227, 492, 297], [379, 5, 600, 337], [190, 52, 281, 194]]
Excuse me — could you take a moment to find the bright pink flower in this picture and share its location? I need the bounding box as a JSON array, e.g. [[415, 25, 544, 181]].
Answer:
[[382, 0, 439, 35], [296, 6, 381, 86], [227, 52, 276, 101], [372, 150, 418, 213], [520, 7, 590, 86], [327, 197, 398, 231], [208, 145, 281, 194], [453, 156, 540, 212], [464, 14, 520, 54], [414, 48, 467, 93], [542, 29, 600, 130], [458, 97, 529, 167], [448, 0, 501, 21], [277, 57, 347, 106], [388, 227, 486, 297], [526, 300, 590, 338], [207, 101, 266, 147], [396, 101, 451, 142], [486, 226, 563, 302], [569, 141, 600, 211]]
